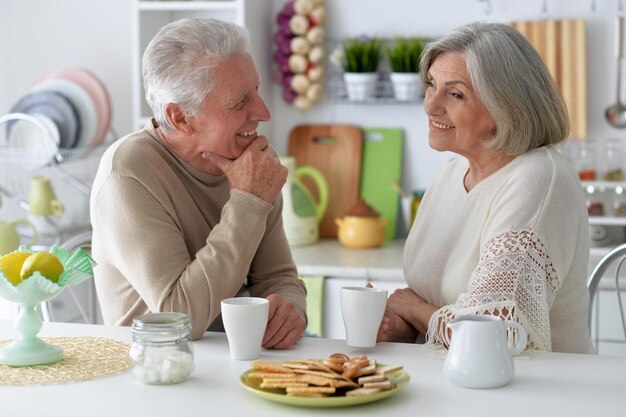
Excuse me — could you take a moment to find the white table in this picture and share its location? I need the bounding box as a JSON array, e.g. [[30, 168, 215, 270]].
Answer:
[[2, 320, 626, 417]]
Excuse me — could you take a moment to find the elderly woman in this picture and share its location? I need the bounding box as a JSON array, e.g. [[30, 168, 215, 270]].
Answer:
[[378, 22, 594, 353]]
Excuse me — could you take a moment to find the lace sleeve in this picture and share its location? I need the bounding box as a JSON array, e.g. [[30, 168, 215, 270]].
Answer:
[[426, 229, 560, 351]]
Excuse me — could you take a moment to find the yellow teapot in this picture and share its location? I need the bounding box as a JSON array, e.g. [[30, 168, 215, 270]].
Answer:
[[335, 199, 388, 249]]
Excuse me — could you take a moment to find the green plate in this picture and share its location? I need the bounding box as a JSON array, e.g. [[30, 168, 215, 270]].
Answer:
[[239, 365, 410, 408]]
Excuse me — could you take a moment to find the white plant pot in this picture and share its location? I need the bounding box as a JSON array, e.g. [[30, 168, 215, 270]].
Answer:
[[343, 72, 378, 100], [390, 72, 423, 101]]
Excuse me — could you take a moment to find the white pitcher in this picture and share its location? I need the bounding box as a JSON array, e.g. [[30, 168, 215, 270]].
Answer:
[[443, 315, 527, 389]]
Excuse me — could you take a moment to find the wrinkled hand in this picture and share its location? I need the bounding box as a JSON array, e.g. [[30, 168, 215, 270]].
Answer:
[[377, 288, 425, 343], [377, 310, 416, 343], [262, 293, 306, 349], [202, 136, 287, 204]]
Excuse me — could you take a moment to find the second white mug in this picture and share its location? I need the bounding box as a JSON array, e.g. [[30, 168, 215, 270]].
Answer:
[[221, 297, 269, 361], [341, 286, 388, 348]]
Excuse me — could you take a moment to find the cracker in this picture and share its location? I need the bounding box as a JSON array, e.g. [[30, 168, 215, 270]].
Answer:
[[356, 360, 377, 377], [346, 387, 381, 397], [250, 360, 293, 373], [375, 365, 403, 375], [358, 374, 386, 384], [260, 381, 309, 389], [329, 379, 359, 388], [286, 386, 336, 395], [363, 380, 396, 390], [292, 368, 349, 380], [283, 363, 310, 370], [283, 360, 335, 374], [297, 374, 335, 386], [286, 393, 328, 397], [248, 371, 297, 379]]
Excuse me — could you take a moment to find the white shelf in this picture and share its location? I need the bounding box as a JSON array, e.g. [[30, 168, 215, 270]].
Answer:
[[138, 1, 238, 12], [590, 245, 619, 258], [581, 180, 626, 189], [131, 0, 272, 132], [589, 216, 626, 226]]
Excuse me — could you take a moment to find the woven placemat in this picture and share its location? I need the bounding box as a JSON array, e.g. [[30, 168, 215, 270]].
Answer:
[[0, 337, 130, 385]]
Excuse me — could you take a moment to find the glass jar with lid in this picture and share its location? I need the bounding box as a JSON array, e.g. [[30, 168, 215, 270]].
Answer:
[[613, 185, 626, 216], [603, 138, 625, 181], [585, 184, 606, 217], [129, 312, 194, 385], [577, 140, 597, 181]]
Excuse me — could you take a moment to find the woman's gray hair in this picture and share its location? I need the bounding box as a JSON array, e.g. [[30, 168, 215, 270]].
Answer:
[[420, 22, 570, 156], [142, 18, 250, 132]]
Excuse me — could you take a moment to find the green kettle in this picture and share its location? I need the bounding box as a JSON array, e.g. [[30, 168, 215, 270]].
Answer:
[[280, 156, 328, 246]]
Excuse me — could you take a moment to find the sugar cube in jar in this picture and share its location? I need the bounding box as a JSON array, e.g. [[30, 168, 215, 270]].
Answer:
[[129, 312, 194, 385]]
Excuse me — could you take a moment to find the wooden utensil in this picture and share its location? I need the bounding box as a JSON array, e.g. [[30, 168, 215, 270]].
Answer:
[[288, 124, 363, 238]]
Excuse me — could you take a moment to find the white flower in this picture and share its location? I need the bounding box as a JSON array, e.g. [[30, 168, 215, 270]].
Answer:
[[330, 47, 344, 69]]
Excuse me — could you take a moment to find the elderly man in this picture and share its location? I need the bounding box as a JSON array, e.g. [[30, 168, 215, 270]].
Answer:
[[90, 18, 306, 347]]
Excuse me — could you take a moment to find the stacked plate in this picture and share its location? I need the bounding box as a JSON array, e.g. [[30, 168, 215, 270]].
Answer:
[[8, 68, 112, 151]]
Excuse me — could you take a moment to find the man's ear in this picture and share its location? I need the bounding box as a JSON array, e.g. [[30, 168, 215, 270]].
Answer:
[[165, 103, 194, 136]]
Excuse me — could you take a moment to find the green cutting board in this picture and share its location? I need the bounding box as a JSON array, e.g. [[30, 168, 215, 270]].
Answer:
[[360, 128, 404, 240]]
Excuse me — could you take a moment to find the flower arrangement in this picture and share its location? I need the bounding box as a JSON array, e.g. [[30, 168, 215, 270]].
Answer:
[[385, 37, 425, 73], [274, 0, 327, 111], [340, 37, 384, 73]]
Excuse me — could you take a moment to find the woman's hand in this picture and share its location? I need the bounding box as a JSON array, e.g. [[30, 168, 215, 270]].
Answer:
[[377, 288, 439, 342], [377, 309, 417, 343]]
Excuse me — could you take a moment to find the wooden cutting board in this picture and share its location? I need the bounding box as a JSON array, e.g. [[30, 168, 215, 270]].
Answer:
[[288, 124, 363, 238], [360, 128, 403, 240]]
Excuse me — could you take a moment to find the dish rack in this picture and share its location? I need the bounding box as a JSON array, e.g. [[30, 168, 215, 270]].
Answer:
[[0, 113, 113, 240], [0, 113, 113, 323]]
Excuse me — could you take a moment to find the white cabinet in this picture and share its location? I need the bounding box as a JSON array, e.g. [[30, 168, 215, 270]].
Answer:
[[590, 288, 626, 356], [131, 0, 272, 130], [322, 277, 366, 340]]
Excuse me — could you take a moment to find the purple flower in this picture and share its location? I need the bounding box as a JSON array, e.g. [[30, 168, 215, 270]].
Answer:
[[282, 87, 297, 104]]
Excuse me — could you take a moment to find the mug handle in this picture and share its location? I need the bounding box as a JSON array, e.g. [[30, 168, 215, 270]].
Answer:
[[295, 166, 329, 222], [503, 320, 527, 355], [9, 218, 39, 246], [50, 199, 65, 215]]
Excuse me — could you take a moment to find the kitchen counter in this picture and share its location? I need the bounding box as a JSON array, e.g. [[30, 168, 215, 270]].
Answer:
[[292, 239, 623, 289], [290, 239, 404, 281], [2, 320, 625, 417]]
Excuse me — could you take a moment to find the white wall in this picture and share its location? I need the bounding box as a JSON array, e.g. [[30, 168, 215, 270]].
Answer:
[[0, 0, 625, 193], [0, 0, 133, 137], [271, 0, 626, 192]]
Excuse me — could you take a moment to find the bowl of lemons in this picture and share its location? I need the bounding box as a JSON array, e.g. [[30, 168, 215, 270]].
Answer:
[[0, 245, 95, 366]]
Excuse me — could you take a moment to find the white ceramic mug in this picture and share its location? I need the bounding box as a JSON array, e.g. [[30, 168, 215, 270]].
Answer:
[[443, 315, 528, 389], [341, 286, 388, 347], [221, 297, 269, 360]]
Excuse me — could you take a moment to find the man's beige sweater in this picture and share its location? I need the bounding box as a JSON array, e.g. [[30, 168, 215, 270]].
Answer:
[[90, 123, 306, 339]]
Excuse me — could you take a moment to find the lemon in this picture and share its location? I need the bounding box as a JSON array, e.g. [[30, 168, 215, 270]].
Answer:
[[20, 252, 65, 283], [0, 252, 32, 286]]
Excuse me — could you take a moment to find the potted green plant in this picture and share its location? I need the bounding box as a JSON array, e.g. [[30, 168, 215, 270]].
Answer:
[[339, 36, 383, 100], [385, 37, 425, 101]]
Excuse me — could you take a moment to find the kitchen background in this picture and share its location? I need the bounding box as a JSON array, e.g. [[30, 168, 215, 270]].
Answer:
[[1, 0, 625, 353], [2, 0, 625, 192]]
